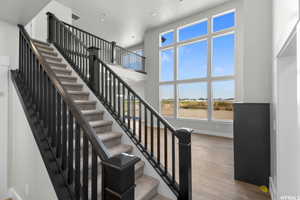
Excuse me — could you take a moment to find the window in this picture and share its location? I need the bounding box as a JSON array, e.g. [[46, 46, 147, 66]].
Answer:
[[212, 80, 234, 120], [213, 11, 235, 32], [161, 48, 175, 82], [178, 82, 208, 119], [159, 10, 236, 121], [212, 33, 235, 76], [178, 40, 208, 80], [161, 31, 174, 47], [179, 20, 208, 41], [160, 85, 175, 117]]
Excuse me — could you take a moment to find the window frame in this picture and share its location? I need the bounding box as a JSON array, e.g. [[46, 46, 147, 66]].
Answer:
[[159, 9, 237, 122]]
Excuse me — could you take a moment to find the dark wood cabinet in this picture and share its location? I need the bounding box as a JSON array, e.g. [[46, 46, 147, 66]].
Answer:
[[233, 103, 270, 186]]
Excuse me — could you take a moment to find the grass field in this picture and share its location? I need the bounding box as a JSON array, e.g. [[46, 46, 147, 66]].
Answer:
[[161, 100, 233, 120]]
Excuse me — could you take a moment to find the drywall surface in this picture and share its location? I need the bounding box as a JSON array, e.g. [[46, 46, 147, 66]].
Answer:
[[272, 0, 299, 199], [0, 20, 19, 67], [7, 77, 57, 200], [25, 0, 72, 42]]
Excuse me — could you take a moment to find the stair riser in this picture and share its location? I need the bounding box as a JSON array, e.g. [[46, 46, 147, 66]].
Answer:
[[94, 124, 112, 133], [83, 113, 104, 122], [104, 137, 121, 148], [58, 77, 77, 83], [76, 103, 96, 110], [53, 70, 72, 76], [142, 186, 159, 200], [70, 94, 89, 101], [63, 85, 83, 91], [135, 166, 144, 180]]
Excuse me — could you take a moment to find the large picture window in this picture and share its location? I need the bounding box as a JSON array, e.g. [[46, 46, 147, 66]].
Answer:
[[159, 10, 236, 121]]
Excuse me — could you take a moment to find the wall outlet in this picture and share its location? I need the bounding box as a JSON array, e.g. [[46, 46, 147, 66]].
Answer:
[[25, 184, 29, 196]]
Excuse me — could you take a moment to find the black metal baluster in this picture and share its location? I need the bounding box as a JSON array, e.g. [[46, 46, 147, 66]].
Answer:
[[62, 101, 67, 170], [51, 86, 57, 147], [139, 100, 142, 143], [91, 150, 98, 200], [172, 133, 176, 184], [56, 93, 62, 158], [82, 134, 89, 200], [68, 110, 74, 184], [133, 96, 136, 136], [118, 81, 121, 118], [164, 126, 168, 174], [122, 84, 125, 123], [75, 122, 81, 200], [127, 90, 131, 129], [157, 120, 161, 165], [144, 107, 148, 150], [113, 76, 116, 112], [151, 113, 154, 156]]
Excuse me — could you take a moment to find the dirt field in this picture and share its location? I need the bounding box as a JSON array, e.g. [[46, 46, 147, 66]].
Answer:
[[161, 103, 233, 120]]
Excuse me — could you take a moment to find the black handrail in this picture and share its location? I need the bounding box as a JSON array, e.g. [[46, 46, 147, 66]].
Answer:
[[48, 13, 192, 200], [47, 12, 146, 73], [18, 24, 140, 200]]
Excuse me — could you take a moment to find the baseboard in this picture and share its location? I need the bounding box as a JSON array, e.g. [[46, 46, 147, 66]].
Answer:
[[269, 177, 277, 200], [7, 188, 23, 200]]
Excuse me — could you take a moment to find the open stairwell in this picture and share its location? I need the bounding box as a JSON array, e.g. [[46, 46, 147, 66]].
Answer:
[[32, 39, 171, 200]]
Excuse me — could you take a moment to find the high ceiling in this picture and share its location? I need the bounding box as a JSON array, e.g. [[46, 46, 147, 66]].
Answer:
[[0, 0, 51, 25], [58, 0, 232, 47]]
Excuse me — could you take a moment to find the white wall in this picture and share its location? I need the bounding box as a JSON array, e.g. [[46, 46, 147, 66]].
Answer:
[[7, 77, 57, 200], [272, 0, 299, 199], [0, 19, 19, 197], [25, 0, 72, 42], [143, 0, 272, 137]]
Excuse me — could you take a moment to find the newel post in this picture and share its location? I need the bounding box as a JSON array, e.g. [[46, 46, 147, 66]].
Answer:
[[47, 12, 55, 43], [174, 128, 193, 200], [111, 41, 116, 64], [102, 153, 140, 200], [88, 47, 100, 93]]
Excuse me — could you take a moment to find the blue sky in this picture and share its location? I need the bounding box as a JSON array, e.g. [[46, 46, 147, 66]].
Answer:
[[161, 11, 235, 100]]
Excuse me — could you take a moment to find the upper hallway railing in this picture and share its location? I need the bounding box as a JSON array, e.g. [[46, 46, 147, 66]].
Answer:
[[18, 24, 140, 200], [60, 18, 146, 73], [47, 12, 192, 200]]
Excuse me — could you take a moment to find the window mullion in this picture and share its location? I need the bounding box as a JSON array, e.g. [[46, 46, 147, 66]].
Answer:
[[174, 28, 179, 119], [207, 16, 213, 121]]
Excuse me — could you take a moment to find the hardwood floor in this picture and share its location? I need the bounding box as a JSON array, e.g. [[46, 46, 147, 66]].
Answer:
[[190, 134, 270, 200]]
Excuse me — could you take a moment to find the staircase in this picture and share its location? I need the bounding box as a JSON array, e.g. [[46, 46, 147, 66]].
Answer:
[[13, 12, 192, 200], [32, 38, 170, 200]]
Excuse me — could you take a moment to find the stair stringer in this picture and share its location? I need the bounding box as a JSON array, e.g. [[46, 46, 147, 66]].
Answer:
[[52, 44, 176, 200]]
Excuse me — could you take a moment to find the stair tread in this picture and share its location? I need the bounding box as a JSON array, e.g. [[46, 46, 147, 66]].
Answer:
[[108, 144, 133, 157], [36, 44, 54, 51], [74, 100, 97, 105], [82, 110, 104, 115], [152, 195, 173, 200], [89, 120, 113, 127], [62, 82, 83, 86], [47, 61, 67, 67], [68, 90, 89, 95], [97, 131, 122, 142], [135, 175, 159, 200], [51, 67, 72, 72], [57, 74, 77, 79]]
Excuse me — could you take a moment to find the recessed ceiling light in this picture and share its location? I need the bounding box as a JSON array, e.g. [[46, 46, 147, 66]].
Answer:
[[100, 18, 105, 22], [131, 35, 136, 39]]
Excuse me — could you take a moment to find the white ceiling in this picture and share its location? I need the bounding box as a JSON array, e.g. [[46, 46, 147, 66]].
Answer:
[[61, 0, 232, 47], [0, 0, 51, 25]]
